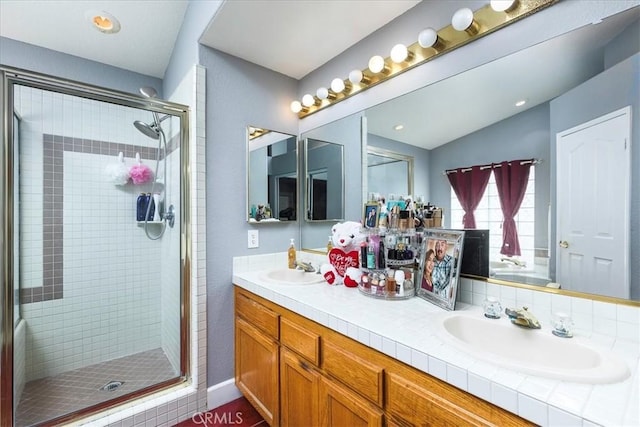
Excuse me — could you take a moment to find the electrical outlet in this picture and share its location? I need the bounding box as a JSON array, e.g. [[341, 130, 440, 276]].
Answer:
[[248, 230, 259, 248]]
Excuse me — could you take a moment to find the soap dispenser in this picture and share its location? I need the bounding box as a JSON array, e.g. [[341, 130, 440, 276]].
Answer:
[[288, 238, 297, 269]]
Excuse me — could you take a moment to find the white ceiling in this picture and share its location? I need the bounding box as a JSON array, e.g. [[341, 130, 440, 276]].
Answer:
[[0, 0, 419, 80], [0, 1, 189, 78], [200, 0, 421, 80]]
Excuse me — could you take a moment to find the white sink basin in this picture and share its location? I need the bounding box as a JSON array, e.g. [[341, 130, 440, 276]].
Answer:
[[436, 313, 630, 384], [259, 268, 325, 285]]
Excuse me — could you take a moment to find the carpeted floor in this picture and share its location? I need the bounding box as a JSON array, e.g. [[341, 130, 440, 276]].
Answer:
[[174, 396, 265, 427]]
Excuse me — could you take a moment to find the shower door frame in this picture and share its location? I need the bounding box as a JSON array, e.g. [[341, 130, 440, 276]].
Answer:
[[0, 67, 192, 426]]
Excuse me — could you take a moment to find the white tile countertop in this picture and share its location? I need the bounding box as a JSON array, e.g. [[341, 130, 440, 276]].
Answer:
[[233, 253, 640, 427]]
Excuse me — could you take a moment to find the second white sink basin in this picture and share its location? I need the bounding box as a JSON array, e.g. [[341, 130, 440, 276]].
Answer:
[[436, 313, 630, 384], [259, 268, 325, 285]]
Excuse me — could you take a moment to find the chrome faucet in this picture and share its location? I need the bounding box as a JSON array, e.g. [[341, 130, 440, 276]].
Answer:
[[295, 261, 315, 273], [505, 306, 541, 329]]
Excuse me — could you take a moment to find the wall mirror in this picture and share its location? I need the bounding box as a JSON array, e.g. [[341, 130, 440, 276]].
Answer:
[[366, 146, 414, 202], [304, 138, 344, 221], [300, 7, 639, 303], [300, 112, 363, 251], [246, 126, 297, 223]]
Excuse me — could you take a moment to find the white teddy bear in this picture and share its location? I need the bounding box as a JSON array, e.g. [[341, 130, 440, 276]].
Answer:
[[320, 221, 366, 287]]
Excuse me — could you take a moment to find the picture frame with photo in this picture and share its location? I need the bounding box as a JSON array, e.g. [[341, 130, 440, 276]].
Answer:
[[416, 229, 465, 311], [363, 203, 379, 229]]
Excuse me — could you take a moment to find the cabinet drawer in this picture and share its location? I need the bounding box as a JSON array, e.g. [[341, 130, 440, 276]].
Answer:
[[322, 340, 384, 406], [236, 292, 279, 339], [386, 372, 531, 427], [281, 317, 321, 366]]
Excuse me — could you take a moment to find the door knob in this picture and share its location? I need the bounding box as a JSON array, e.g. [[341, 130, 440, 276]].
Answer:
[[559, 240, 569, 249]]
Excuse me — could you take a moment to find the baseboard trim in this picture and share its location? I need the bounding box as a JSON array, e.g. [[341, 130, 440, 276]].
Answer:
[[207, 378, 242, 410]]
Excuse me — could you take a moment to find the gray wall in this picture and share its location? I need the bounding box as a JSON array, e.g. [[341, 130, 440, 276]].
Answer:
[[550, 53, 639, 299], [429, 102, 551, 251], [200, 46, 298, 385], [0, 37, 161, 96]]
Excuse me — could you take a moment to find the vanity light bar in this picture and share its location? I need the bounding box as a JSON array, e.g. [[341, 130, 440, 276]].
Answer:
[[248, 127, 270, 140], [292, 0, 557, 118]]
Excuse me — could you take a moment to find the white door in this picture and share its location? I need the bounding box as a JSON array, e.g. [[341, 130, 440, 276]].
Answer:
[[556, 107, 631, 299]]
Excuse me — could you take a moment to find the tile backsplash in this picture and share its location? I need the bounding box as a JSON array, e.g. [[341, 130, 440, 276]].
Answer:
[[458, 277, 640, 343], [234, 253, 639, 344]]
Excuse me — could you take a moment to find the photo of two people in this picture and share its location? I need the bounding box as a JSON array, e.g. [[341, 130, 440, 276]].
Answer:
[[418, 230, 464, 310]]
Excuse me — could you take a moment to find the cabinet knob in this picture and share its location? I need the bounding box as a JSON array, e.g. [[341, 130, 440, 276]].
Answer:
[[559, 240, 569, 249]]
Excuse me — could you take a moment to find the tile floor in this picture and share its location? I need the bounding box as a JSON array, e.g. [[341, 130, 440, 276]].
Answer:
[[15, 348, 177, 426]]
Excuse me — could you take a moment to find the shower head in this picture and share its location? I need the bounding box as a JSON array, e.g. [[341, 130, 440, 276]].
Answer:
[[139, 86, 158, 98], [134, 120, 160, 139]]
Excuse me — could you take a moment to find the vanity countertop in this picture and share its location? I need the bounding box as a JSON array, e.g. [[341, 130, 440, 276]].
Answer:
[[233, 257, 639, 427]]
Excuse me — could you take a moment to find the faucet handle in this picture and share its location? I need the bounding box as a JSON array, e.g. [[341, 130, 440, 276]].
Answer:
[[483, 296, 502, 319], [551, 312, 574, 338]]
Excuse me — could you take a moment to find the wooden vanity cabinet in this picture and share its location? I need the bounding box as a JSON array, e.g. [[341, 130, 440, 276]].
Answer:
[[320, 375, 384, 427], [234, 292, 280, 426], [234, 286, 533, 427], [280, 347, 321, 427]]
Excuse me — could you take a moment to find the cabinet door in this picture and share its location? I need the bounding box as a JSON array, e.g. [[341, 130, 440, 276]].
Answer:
[[281, 348, 320, 427], [235, 317, 279, 426], [319, 376, 383, 427]]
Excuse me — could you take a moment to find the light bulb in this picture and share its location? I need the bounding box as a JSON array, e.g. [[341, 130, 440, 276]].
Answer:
[[452, 8, 474, 31], [491, 0, 516, 12], [418, 28, 438, 48], [368, 55, 386, 74], [390, 44, 409, 63], [302, 94, 315, 107], [349, 69, 363, 84], [316, 87, 329, 100], [330, 78, 345, 93], [290, 100, 302, 113]]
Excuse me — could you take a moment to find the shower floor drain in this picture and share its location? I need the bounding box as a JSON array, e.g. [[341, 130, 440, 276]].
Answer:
[[100, 380, 124, 392]]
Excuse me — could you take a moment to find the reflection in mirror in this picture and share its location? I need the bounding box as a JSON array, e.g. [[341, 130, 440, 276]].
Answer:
[[300, 7, 639, 302], [304, 138, 344, 221], [246, 127, 297, 223], [366, 7, 639, 301], [367, 146, 414, 202]]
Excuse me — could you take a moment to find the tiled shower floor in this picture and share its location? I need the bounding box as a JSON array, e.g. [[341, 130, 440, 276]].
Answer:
[[15, 348, 178, 426]]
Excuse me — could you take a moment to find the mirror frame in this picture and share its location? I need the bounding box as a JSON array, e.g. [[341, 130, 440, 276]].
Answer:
[[303, 137, 345, 223], [366, 146, 414, 202], [246, 126, 298, 223]]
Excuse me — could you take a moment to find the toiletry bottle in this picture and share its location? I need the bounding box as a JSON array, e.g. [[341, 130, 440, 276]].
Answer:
[[378, 240, 385, 269], [360, 242, 368, 268], [288, 238, 296, 269], [146, 193, 155, 221], [367, 239, 376, 269], [327, 236, 333, 253], [136, 193, 147, 221]]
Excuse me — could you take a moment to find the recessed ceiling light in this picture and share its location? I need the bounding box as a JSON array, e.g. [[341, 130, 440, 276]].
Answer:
[[87, 10, 121, 34], [515, 99, 527, 107], [394, 124, 404, 131]]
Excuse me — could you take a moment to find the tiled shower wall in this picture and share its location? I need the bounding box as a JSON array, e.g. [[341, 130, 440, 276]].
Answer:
[[14, 86, 181, 381]]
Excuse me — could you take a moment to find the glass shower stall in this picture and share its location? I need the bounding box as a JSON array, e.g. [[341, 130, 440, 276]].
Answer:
[[0, 68, 190, 426]]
